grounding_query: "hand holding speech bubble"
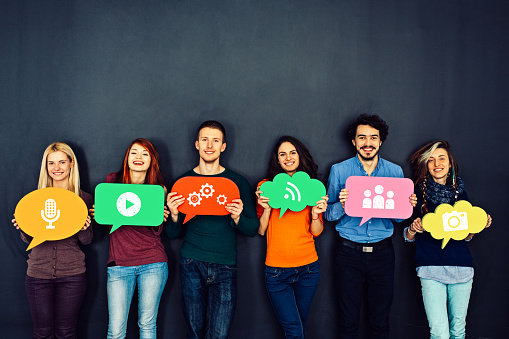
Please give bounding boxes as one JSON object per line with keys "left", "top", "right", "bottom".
{"left": 171, "top": 177, "right": 240, "bottom": 224}
{"left": 95, "top": 183, "right": 165, "bottom": 233}
{"left": 345, "top": 176, "right": 414, "bottom": 226}
{"left": 259, "top": 171, "right": 326, "bottom": 218}
{"left": 15, "top": 187, "right": 89, "bottom": 251}
{"left": 422, "top": 200, "right": 487, "bottom": 249}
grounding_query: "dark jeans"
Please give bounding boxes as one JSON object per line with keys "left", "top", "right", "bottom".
{"left": 180, "top": 257, "right": 237, "bottom": 339}
{"left": 25, "top": 273, "right": 87, "bottom": 339}
{"left": 265, "top": 261, "right": 320, "bottom": 339}
{"left": 335, "top": 240, "right": 395, "bottom": 339}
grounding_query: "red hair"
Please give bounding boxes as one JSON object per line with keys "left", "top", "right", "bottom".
{"left": 117, "top": 138, "right": 164, "bottom": 186}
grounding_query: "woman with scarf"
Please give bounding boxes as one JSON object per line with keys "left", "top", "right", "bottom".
{"left": 404, "top": 140, "right": 492, "bottom": 339}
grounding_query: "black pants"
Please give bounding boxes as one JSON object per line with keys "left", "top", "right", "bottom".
{"left": 335, "top": 240, "right": 395, "bottom": 339}
{"left": 25, "top": 273, "right": 86, "bottom": 339}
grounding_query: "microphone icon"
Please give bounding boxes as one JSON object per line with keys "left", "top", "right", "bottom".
{"left": 41, "top": 199, "right": 60, "bottom": 229}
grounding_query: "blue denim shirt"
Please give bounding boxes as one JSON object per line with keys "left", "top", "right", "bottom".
{"left": 325, "top": 156, "right": 404, "bottom": 243}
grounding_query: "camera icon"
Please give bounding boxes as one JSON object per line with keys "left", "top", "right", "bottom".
{"left": 442, "top": 211, "right": 468, "bottom": 232}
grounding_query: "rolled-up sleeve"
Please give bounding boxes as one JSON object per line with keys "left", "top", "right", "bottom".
{"left": 325, "top": 164, "right": 345, "bottom": 222}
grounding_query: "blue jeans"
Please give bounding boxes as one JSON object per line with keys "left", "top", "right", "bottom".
{"left": 420, "top": 278, "right": 473, "bottom": 339}
{"left": 107, "top": 262, "right": 168, "bottom": 339}
{"left": 25, "top": 273, "right": 86, "bottom": 339}
{"left": 335, "top": 240, "right": 395, "bottom": 339}
{"left": 180, "top": 257, "right": 237, "bottom": 339}
{"left": 265, "top": 261, "right": 320, "bottom": 339}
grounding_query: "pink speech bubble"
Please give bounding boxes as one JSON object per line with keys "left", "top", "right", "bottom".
{"left": 345, "top": 176, "right": 414, "bottom": 226}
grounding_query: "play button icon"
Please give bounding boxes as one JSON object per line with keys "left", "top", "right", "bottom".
{"left": 126, "top": 199, "right": 134, "bottom": 210}
{"left": 94, "top": 183, "right": 165, "bottom": 233}
{"left": 116, "top": 192, "right": 141, "bottom": 217}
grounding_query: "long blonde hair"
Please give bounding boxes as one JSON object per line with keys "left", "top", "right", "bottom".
{"left": 38, "top": 142, "right": 81, "bottom": 195}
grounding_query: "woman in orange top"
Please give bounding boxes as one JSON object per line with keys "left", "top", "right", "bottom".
{"left": 256, "top": 136, "right": 328, "bottom": 339}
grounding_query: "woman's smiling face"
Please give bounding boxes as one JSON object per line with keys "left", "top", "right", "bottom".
{"left": 128, "top": 143, "right": 151, "bottom": 173}
{"left": 47, "top": 151, "right": 73, "bottom": 184}
{"left": 278, "top": 142, "right": 300, "bottom": 176}
{"left": 427, "top": 148, "right": 451, "bottom": 184}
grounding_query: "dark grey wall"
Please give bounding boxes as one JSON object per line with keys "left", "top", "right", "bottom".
{"left": 1, "top": 1, "right": 508, "bottom": 338}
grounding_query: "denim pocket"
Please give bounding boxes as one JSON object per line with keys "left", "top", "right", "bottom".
{"left": 307, "top": 260, "right": 320, "bottom": 274}
{"left": 180, "top": 257, "right": 194, "bottom": 265}
{"left": 224, "top": 264, "right": 237, "bottom": 271}
{"left": 264, "top": 266, "right": 282, "bottom": 279}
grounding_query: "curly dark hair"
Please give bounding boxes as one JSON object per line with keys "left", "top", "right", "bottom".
{"left": 266, "top": 136, "right": 319, "bottom": 180}
{"left": 346, "top": 114, "right": 389, "bottom": 142}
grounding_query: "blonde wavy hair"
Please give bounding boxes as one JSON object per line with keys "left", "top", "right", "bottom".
{"left": 38, "top": 142, "right": 81, "bottom": 194}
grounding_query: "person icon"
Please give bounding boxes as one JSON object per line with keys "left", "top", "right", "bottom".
{"left": 386, "top": 191, "right": 395, "bottom": 209}
{"left": 363, "top": 190, "right": 372, "bottom": 208}
{"left": 373, "top": 185, "right": 385, "bottom": 209}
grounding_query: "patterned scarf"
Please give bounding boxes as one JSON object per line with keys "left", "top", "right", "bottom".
{"left": 422, "top": 175, "right": 465, "bottom": 205}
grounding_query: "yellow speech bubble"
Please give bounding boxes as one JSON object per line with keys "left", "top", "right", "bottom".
{"left": 15, "top": 187, "right": 89, "bottom": 251}
{"left": 422, "top": 200, "right": 487, "bottom": 249}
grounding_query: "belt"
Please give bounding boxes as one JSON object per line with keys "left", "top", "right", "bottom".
{"left": 338, "top": 236, "right": 392, "bottom": 253}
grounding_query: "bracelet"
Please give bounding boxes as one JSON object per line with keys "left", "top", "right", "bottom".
{"left": 312, "top": 216, "right": 320, "bottom": 221}
{"left": 408, "top": 228, "right": 416, "bottom": 236}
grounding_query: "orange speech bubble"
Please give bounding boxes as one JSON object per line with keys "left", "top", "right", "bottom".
{"left": 171, "top": 177, "right": 240, "bottom": 223}
{"left": 15, "top": 187, "right": 89, "bottom": 251}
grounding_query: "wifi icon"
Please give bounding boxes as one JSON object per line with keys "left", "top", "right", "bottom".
{"left": 283, "top": 182, "right": 301, "bottom": 202}
{"left": 259, "top": 171, "right": 326, "bottom": 218}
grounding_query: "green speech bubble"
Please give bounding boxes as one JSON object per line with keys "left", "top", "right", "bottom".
{"left": 259, "top": 171, "right": 326, "bottom": 218}
{"left": 94, "top": 183, "right": 165, "bottom": 233}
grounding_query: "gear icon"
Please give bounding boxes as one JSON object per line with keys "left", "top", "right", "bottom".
{"left": 200, "top": 183, "right": 215, "bottom": 198}
{"left": 187, "top": 192, "right": 202, "bottom": 207}
{"left": 217, "top": 194, "right": 227, "bottom": 205}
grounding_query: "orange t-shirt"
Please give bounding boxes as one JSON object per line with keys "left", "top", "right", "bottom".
{"left": 257, "top": 180, "right": 322, "bottom": 268}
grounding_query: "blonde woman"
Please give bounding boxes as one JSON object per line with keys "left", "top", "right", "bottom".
{"left": 13, "top": 142, "right": 92, "bottom": 339}
{"left": 404, "top": 140, "right": 492, "bottom": 339}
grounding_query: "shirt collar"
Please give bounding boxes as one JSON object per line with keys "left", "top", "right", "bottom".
{"left": 354, "top": 154, "right": 383, "bottom": 176}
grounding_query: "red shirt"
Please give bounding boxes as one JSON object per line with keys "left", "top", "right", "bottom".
{"left": 106, "top": 173, "right": 167, "bottom": 266}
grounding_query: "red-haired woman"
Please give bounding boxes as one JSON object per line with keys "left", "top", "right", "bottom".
{"left": 100, "top": 138, "right": 169, "bottom": 339}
